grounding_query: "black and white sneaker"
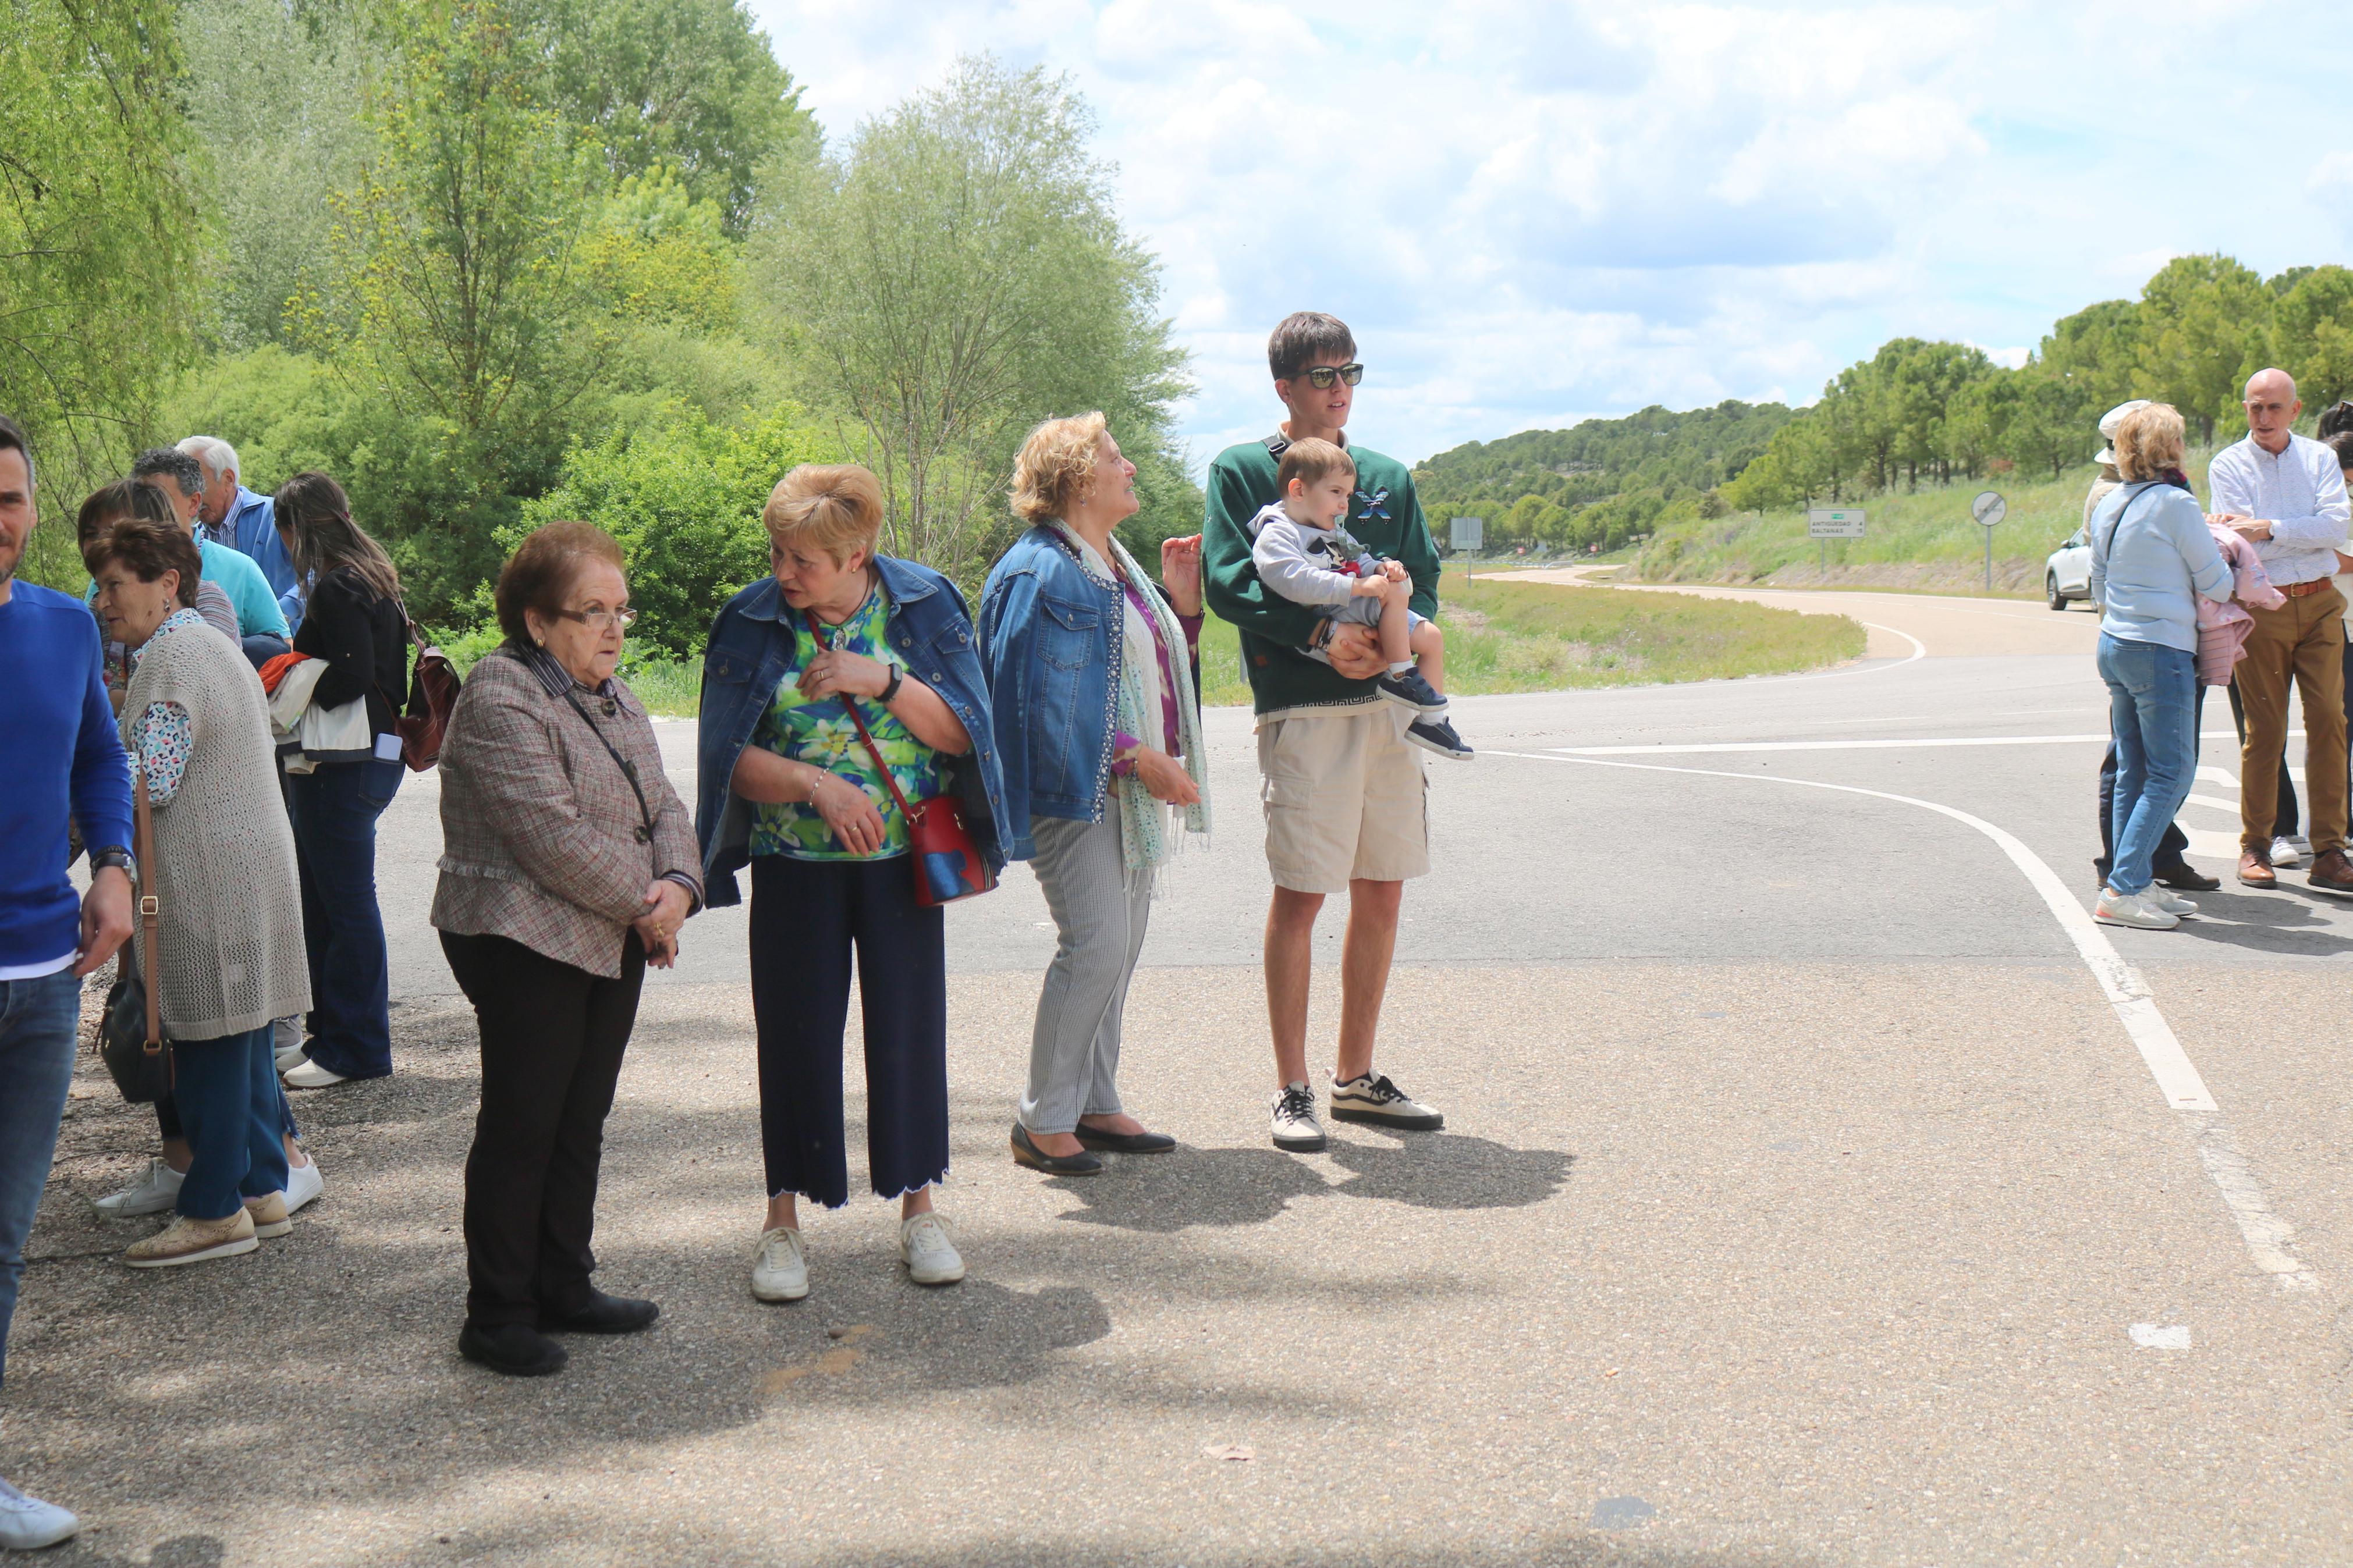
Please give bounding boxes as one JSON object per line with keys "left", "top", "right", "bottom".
{"left": 1376, "top": 668, "right": 1448, "bottom": 713}
{"left": 1405, "top": 715, "right": 1474, "bottom": 760}
{"left": 1329, "top": 1073, "right": 1445, "bottom": 1131}
{"left": 1269, "top": 1082, "right": 1328, "bottom": 1152}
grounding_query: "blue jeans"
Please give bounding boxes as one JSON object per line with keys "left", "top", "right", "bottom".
{"left": 286, "top": 758, "right": 399, "bottom": 1079}
{"left": 0, "top": 968, "right": 81, "bottom": 1391}
{"left": 2099, "top": 634, "right": 2198, "bottom": 897}
{"left": 171, "top": 1025, "right": 290, "bottom": 1221}
{"left": 242, "top": 633, "right": 290, "bottom": 671}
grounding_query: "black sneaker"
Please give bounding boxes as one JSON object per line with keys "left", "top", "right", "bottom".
{"left": 1269, "top": 1083, "right": 1328, "bottom": 1152}
{"left": 1375, "top": 669, "right": 1448, "bottom": 713}
{"left": 1329, "top": 1073, "right": 1444, "bottom": 1131}
{"left": 2153, "top": 862, "right": 2220, "bottom": 893}
{"left": 459, "top": 1321, "right": 568, "bottom": 1377}
{"left": 1405, "top": 715, "right": 1474, "bottom": 760}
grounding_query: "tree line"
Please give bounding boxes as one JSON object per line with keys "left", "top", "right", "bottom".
{"left": 1724, "top": 255, "right": 2352, "bottom": 512}
{"left": 4, "top": 0, "right": 1193, "bottom": 653}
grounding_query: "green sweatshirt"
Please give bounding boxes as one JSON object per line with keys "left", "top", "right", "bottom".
{"left": 1204, "top": 433, "right": 1440, "bottom": 717}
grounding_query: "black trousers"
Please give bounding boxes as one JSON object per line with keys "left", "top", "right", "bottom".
{"left": 750, "top": 855, "right": 947, "bottom": 1210}
{"left": 2098, "top": 684, "right": 2206, "bottom": 880}
{"left": 442, "top": 930, "right": 645, "bottom": 1329}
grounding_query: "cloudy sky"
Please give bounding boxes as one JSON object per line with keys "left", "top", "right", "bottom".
{"left": 743, "top": 0, "right": 2352, "bottom": 469}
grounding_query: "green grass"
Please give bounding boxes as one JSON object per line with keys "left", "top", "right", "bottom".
{"left": 1196, "top": 568, "right": 1861, "bottom": 706}
{"left": 1634, "top": 453, "right": 2224, "bottom": 595}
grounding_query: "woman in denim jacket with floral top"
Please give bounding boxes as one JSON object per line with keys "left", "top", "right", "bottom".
{"left": 978, "top": 413, "right": 1211, "bottom": 1179}
{"left": 695, "top": 465, "right": 1004, "bottom": 1304}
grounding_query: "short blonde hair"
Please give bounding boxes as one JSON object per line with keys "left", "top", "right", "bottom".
{"left": 764, "top": 464, "right": 883, "bottom": 566}
{"left": 1010, "top": 411, "right": 1109, "bottom": 524}
{"left": 2113, "top": 403, "right": 2186, "bottom": 482}
{"left": 1277, "top": 436, "right": 1354, "bottom": 493}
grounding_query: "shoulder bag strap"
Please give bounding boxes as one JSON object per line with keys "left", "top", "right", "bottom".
{"left": 133, "top": 772, "right": 161, "bottom": 1050}
{"left": 2101, "top": 483, "right": 2157, "bottom": 559}
{"left": 803, "top": 609, "right": 920, "bottom": 823}
{"left": 559, "top": 686, "right": 656, "bottom": 840}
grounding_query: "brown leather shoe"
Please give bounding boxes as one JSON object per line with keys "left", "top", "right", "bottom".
{"left": 2238, "top": 849, "right": 2279, "bottom": 888}
{"left": 2310, "top": 848, "right": 2353, "bottom": 897}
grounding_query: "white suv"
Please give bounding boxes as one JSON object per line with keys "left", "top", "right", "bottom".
{"left": 2045, "top": 530, "right": 2092, "bottom": 610}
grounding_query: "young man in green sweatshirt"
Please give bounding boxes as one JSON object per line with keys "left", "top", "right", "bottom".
{"left": 1202, "top": 312, "right": 1447, "bottom": 1152}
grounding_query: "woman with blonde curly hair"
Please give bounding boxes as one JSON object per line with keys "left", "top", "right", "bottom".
{"left": 978, "top": 414, "right": 1211, "bottom": 1177}
{"left": 695, "top": 464, "right": 1005, "bottom": 1302}
{"left": 2088, "top": 402, "right": 2234, "bottom": 930}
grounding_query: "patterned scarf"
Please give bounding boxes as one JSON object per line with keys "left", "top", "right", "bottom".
{"left": 1050, "top": 522, "right": 1211, "bottom": 879}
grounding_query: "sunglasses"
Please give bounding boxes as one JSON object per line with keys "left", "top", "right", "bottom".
{"left": 1296, "top": 362, "right": 1364, "bottom": 390}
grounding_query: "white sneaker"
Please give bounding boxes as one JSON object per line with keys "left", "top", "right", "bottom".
{"left": 272, "top": 1016, "right": 304, "bottom": 1071}
{"left": 2142, "top": 885, "right": 2199, "bottom": 916}
{"left": 275, "top": 1043, "right": 309, "bottom": 1073}
{"left": 2095, "top": 887, "right": 2180, "bottom": 930}
{"left": 750, "top": 1226, "right": 809, "bottom": 1302}
{"left": 900, "top": 1213, "right": 964, "bottom": 1286}
{"left": 2272, "top": 835, "right": 2306, "bottom": 868}
{"left": 0, "top": 1475, "right": 79, "bottom": 1551}
{"left": 94, "top": 1157, "right": 184, "bottom": 1218}
{"left": 282, "top": 1059, "right": 352, "bottom": 1090}
{"left": 1269, "top": 1083, "right": 1328, "bottom": 1153}
{"left": 285, "top": 1156, "right": 324, "bottom": 1215}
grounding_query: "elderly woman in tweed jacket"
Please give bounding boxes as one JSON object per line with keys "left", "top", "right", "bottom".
{"left": 431, "top": 521, "right": 700, "bottom": 1379}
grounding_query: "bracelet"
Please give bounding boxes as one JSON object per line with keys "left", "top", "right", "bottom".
{"left": 805, "top": 769, "right": 831, "bottom": 805}
{"left": 879, "top": 665, "right": 905, "bottom": 704}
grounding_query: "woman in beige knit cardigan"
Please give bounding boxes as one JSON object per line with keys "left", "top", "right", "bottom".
{"left": 86, "top": 516, "right": 310, "bottom": 1268}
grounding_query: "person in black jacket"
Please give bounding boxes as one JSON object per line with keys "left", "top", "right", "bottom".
{"left": 274, "top": 472, "right": 409, "bottom": 1089}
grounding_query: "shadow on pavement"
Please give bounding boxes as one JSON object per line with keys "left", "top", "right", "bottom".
{"left": 1327, "top": 1132, "right": 1574, "bottom": 1210}
{"left": 2164, "top": 889, "right": 2353, "bottom": 957}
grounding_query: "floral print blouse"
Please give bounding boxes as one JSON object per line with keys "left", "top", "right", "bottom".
{"left": 124, "top": 608, "right": 206, "bottom": 805}
{"left": 747, "top": 585, "right": 944, "bottom": 862}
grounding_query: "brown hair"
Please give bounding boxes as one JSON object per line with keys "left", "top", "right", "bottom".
{"left": 765, "top": 464, "right": 884, "bottom": 566}
{"left": 76, "top": 479, "right": 178, "bottom": 547}
{"left": 2113, "top": 403, "right": 2187, "bottom": 482}
{"left": 1009, "top": 413, "right": 1109, "bottom": 525}
{"left": 1268, "top": 312, "right": 1355, "bottom": 382}
{"left": 1277, "top": 436, "right": 1354, "bottom": 494}
{"left": 83, "top": 515, "right": 201, "bottom": 609}
{"left": 275, "top": 471, "right": 400, "bottom": 603}
{"left": 495, "top": 521, "right": 626, "bottom": 646}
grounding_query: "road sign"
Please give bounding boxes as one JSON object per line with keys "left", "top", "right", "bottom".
{"left": 1972, "top": 490, "right": 2007, "bottom": 592}
{"left": 1450, "top": 515, "right": 1484, "bottom": 550}
{"left": 1806, "top": 508, "right": 1866, "bottom": 539}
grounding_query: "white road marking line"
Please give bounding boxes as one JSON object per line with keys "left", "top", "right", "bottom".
{"left": 2182, "top": 793, "right": 2241, "bottom": 814}
{"left": 1492, "top": 749, "right": 2320, "bottom": 1293}
{"left": 2128, "top": 1323, "right": 2192, "bottom": 1349}
{"left": 1781, "top": 620, "right": 1926, "bottom": 681}
{"left": 2197, "top": 766, "right": 2241, "bottom": 788}
{"left": 1550, "top": 729, "right": 2299, "bottom": 757}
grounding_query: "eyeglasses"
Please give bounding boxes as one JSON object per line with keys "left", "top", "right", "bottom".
{"left": 1298, "top": 362, "right": 1364, "bottom": 390}
{"left": 553, "top": 606, "right": 636, "bottom": 632}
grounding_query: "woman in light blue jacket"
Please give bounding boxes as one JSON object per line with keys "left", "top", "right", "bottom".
{"left": 2087, "top": 402, "right": 2233, "bottom": 929}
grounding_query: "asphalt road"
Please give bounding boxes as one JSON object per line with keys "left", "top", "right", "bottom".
{"left": 15, "top": 584, "right": 2353, "bottom": 1566}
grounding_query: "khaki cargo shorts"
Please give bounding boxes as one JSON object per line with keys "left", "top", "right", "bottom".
{"left": 1256, "top": 706, "right": 1430, "bottom": 894}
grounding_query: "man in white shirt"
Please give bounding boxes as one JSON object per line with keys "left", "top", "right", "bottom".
{"left": 2210, "top": 367, "right": 2353, "bottom": 894}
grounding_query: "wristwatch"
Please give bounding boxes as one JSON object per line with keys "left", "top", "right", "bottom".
{"left": 879, "top": 665, "right": 905, "bottom": 704}
{"left": 89, "top": 846, "right": 134, "bottom": 877}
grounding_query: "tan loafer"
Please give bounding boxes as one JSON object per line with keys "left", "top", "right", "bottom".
{"left": 125, "top": 1208, "right": 257, "bottom": 1268}
{"left": 2237, "top": 849, "right": 2278, "bottom": 889}
{"left": 243, "top": 1192, "right": 292, "bottom": 1239}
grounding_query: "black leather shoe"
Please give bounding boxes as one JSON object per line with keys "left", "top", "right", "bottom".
{"left": 540, "top": 1290, "right": 659, "bottom": 1335}
{"left": 1073, "top": 1123, "right": 1177, "bottom": 1154}
{"left": 1010, "top": 1122, "right": 1104, "bottom": 1175}
{"left": 459, "top": 1321, "right": 567, "bottom": 1377}
{"left": 2154, "top": 863, "right": 2221, "bottom": 892}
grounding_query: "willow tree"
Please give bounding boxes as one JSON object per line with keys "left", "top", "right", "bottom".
{"left": 0, "top": 0, "right": 207, "bottom": 586}
{"left": 755, "top": 56, "right": 1188, "bottom": 586}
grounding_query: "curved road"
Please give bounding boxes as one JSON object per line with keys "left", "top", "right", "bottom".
{"left": 20, "top": 578, "right": 2352, "bottom": 1566}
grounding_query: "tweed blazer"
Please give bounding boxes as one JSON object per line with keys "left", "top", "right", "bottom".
{"left": 431, "top": 646, "right": 701, "bottom": 977}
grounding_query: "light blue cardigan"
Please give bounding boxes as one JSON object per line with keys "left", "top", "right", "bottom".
{"left": 2089, "top": 481, "right": 2233, "bottom": 654}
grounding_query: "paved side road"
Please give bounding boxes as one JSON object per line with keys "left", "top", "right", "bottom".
{"left": 12, "top": 585, "right": 2353, "bottom": 1566}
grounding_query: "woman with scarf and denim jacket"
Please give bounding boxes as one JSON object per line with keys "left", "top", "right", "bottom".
{"left": 979, "top": 414, "right": 1211, "bottom": 1179}
{"left": 696, "top": 465, "right": 1005, "bottom": 1304}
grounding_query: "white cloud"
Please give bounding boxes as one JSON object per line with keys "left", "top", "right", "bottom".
{"left": 746, "top": 0, "right": 2353, "bottom": 467}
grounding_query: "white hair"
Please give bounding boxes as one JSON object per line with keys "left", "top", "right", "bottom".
{"left": 176, "top": 434, "right": 240, "bottom": 483}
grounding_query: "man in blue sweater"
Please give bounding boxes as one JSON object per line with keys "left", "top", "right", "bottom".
{"left": 0, "top": 414, "right": 132, "bottom": 1551}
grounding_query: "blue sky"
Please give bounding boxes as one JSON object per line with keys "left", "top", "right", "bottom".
{"left": 744, "top": 1, "right": 2353, "bottom": 469}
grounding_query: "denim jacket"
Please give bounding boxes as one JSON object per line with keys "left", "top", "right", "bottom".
{"left": 694, "top": 558, "right": 1006, "bottom": 908}
{"left": 977, "top": 527, "right": 1137, "bottom": 862}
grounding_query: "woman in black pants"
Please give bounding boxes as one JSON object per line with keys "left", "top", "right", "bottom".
{"left": 431, "top": 522, "right": 700, "bottom": 1376}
